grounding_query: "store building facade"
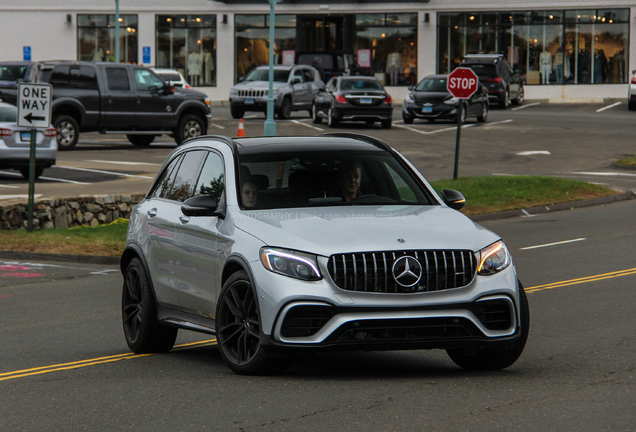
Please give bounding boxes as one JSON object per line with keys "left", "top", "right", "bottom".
{"left": 0, "top": 0, "right": 633, "bottom": 103}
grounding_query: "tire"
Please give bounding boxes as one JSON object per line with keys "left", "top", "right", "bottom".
{"left": 174, "top": 114, "right": 205, "bottom": 145}
{"left": 277, "top": 98, "right": 292, "bottom": 120}
{"left": 312, "top": 104, "right": 322, "bottom": 124}
{"left": 446, "top": 279, "right": 530, "bottom": 371}
{"left": 513, "top": 86, "right": 525, "bottom": 106}
{"left": 122, "top": 257, "right": 177, "bottom": 353}
{"left": 477, "top": 102, "right": 488, "bottom": 123}
{"left": 381, "top": 119, "right": 392, "bottom": 129}
{"left": 328, "top": 108, "right": 339, "bottom": 128}
{"left": 216, "top": 270, "right": 292, "bottom": 375}
{"left": 230, "top": 106, "right": 245, "bottom": 119}
{"left": 628, "top": 100, "right": 636, "bottom": 111}
{"left": 498, "top": 89, "right": 509, "bottom": 109}
{"left": 126, "top": 134, "right": 155, "bottom": 147}
{"left": 53, "top": 115, "right": 79, "bottom": 151}
{"left": 19, "top": 166, "right": 44, "bottom": 180}
{"left": 403, "top": 114, "right": 414, "bottom": 125}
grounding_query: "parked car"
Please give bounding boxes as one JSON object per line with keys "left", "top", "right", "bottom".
{"left": 29, "top": 61, "right": 211, "bottom": 150}
{"left": 628, "top": 69, "right": 636, "bottom": 110}
{"left": 296, "top": 51, "right": 358, "bottom": 82}
{"left": 0, "top": 101, "right": 56, "bottom": 179}
{"left": 312, "top": 76, "right": 393, "bottom": 128}
{"left": 402, "top": 74, "right": 489, "bottom": 124}
{"left": 121, "top": 132, "right": 530, "bottom": 375}
{"left": 0, "top": 61, "right": 38, "bottom": 89}
{"left": 150, "top": 67, "right": 192, "bottom": 89}
{"left": 229, "top": 65, "right": 323, "bottom": 119}
{"left": 461, "top": 54, "right": 524, "bottom": 109}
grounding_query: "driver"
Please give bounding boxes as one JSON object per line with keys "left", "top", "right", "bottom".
{"left": 338, "top": 162, "right": 362, "bottom": 202}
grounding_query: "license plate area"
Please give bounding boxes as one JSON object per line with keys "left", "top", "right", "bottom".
{"left": 21, "top": 132, "right": 31, "bottom": 141}
{"left": 359, "top": 98, "right": 372, "bottom": 104}
{"left": 422, "top": 107, "right": 433, "bottom": 113}
{"left": 245, "top": 98, "right": 254, "bottom": 104}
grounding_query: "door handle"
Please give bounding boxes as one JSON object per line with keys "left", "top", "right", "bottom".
{"left": 179, "top": 216, "right": 190, "bottom": 224}
{"left": 147, "top": 208, "right": 157, "bottom": 217}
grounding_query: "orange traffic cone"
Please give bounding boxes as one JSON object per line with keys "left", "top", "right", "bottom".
{"left": 237, "top": 118, "right": 245, "bottom": 137}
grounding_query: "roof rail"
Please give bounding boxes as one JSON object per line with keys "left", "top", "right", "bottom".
{"left": 319, "top": 132, "right": 392, "bottom": 152}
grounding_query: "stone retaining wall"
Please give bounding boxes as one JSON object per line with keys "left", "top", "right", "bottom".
{"left": 0, "top": 194, "right": 145, "bottom": 230}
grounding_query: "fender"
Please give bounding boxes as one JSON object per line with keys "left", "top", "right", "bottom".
{"left": 51, "top": 97, "right": 100, "bottom": 129}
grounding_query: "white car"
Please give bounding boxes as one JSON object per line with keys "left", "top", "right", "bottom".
{"left": 629, "top": 69, "right": 636, "bottom": 110}
{"left": 0, "top": 101, "right": 56, "bottom": 179}
{"left": 151, "top": 68, "right": 192, "bottom": 89}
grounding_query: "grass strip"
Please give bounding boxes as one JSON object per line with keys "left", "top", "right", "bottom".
{"left": 616, "top": 155, "right": 636, "bottom": 167}
{"left": 0, "top": 177, "right": 619, "bottom": 256}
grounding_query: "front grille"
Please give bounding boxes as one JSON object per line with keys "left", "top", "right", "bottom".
{"left": 471, "top": 300, "right": 512, "bottom": 330}
{"left": 335, "top": 317, "right": 480, "bottom": 342}
{"left": 280, "top": 306, "right": 334, "bottom": 337}
{"left": 328, "top": 250, "right": 477, "bottom": 294}
{"left": 237, "top": 89, "right": 267, "bottom": 98}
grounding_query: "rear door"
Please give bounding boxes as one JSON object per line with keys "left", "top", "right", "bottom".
{"left": 132, "top": 68, "right": 177, "bottom": 129}
{"left": 69, "top": 65, "right": 100, "bottom": 126}
{"left": 102, "top": 66, "right": 135, "bottom": 129}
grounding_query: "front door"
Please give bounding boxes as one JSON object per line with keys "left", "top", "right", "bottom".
{"left": 133, "top": 68, "right": 177, "bottom": 130}
{"left": 102, "top": 66, "right": 136, "bottom": 129}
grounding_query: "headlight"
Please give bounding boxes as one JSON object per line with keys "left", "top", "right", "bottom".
{"left": 405, "top": 94, "right": 414, "bottom": 104}
{"left": 260, "top": 247, "right": 322, "bottom": 281}
{"left": 477, "top": 240, "right": 511, "bottom": 276}
{"left": 444, "top": 97, "right": 459, "bottom": 105}
{"left": 272, "top": 89, "right": 279, "bottom": 96}
{"left": 230, "top": 89, "right": 238, "bottom": 95}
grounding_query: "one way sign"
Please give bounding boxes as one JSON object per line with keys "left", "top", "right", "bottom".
{"left": 17, "top": 83, "right": 52, "bottom": 128}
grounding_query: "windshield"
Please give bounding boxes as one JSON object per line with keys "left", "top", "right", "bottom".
{"left": 156, "top": 72, "right": 181, "bottom": 82}
{"left": 0, "top": 106, "right": 17, "bottom": 122}
{"left": 340, "top": 80, "right": 383, "bottom": 91}
{"left": 237, "top": 149, "right": 433, "bottom": 210}
{"left": 465, "top": 64, "right": 497, "bottom": 78}
{"left": 245, "top": 69, "right": 290, "bottom": 83}
{"left": 0, "top": 65, "right": 28, "bottom": 82}
{"left": 415, "top": 78, "right": 448, "bottom": 92}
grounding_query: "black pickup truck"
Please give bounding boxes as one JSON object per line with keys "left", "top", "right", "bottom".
{"left": 0, "top": 61, "right": 212, "bottom": 150}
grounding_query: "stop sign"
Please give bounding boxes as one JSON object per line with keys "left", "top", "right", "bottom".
{"left": 447, "top": 67, "right": 479, "bottom": 99}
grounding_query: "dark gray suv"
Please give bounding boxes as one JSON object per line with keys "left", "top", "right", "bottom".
{"left": 461, "top": 54, "right": 524, "bottom": 109}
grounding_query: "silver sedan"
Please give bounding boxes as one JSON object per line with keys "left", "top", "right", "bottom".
{"left": 0, "top": 101, "right": 57, "bottom": 179}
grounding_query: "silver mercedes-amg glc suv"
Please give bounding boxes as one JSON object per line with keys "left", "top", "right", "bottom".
{"left": 121, "top": 133, "right": 529, "bottom": 375}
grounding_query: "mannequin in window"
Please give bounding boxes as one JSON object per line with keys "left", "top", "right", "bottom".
{"left": 539, "top": 49, "right": 552, "bottom": 84}
{"left": 203, "top": 49, "right": 213, "bottom": 85}
{"left": 386, "top": 52, "right": 402, "bottom": 86}
{"left": 93, "top": 47, "right": 104, "bottom": 62}
{"left": 553, "top": 48, "right": 563, "bottom": 83}
{"left": 188, "top": 50, "right": 201, "bottom": 86}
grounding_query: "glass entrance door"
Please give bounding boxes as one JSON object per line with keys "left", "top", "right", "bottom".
{"left": 298, "top": 16, "right": 348, "bottom": 52}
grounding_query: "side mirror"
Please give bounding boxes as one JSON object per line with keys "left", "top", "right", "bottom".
{"left": 181, "top": 195, "right": 218, "bottom": 217}
{"left": 293, "top": 77, "right": 302, "bottom": 85}
{"left": 148, "top": 85, "right": 160, "bottom": 94}
{"left": 164, "top": 84, "right": 174, "bottom": 95}
{"left": 319, "top": 85, "right": 326, "bottom": 92}
{"left": 238, "top": 76, "right": 245, "bottom": 82}
{"left": 441, "top": 189, "right": 466, "bottom": 211}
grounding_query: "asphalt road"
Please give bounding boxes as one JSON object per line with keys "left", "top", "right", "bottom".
{"left": 1, "top": 198, "right": 634, "bottom": 431}
{"left": 1, "top": 100, "right": 635, "bottom": 203}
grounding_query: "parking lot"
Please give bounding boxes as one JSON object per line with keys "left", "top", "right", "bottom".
{"left": 1, "top": 100, "right": 635, "bottom": 202}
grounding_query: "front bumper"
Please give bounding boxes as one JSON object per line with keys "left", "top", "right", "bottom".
{"left": 0, "top": 142, "right": 56, "bottom": 169}
{"left": 403, "top": 103, "right": 459, "bottom": 120}
{"left": 230, "top": 95, "right": 282, "bottom": 112}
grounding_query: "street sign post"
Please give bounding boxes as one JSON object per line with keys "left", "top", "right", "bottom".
{"left": 17, "top": 83, "right": 53, "bottom": 232}
{"left": 447, "top": 67, "right": 479, "bottom": 180}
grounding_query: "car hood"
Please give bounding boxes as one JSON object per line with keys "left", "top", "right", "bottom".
{"left": 173, "top": 87, "right": 208, "bottom": 99}
{"left": 412, "top": 91, "right": 452, "bottom": 104}
{"left": 233, "top": 205, "right": 499, "bottom": 256}
{"left": 234, "top": 81, "right": 287, "bottom": 90}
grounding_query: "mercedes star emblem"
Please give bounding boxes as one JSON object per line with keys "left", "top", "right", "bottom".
{"left": 392, "top": 256, "right": 423, "bottom": 288}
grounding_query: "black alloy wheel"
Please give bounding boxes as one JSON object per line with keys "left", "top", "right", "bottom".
{"left": 513, "top": 86, "right": 524, "bottom": 106}
{"left": 446, "top": 279, "right": 530, "bottom": 371}
{"left": 477, "top": 102, "right": 488, "bottom": 123}
{"left": 126, "top": 134, "right": 156, "bottom": 147}
{"left": 312, "top": 104, "right": 322, "bottom": 124}
{"left": 216, "top": 271, "right": 292, "bottom": 375}
{"left": 499, "top": 89, "right": 509, "bottom": 109}
{"left": 53, "top": 115, "right": 79, "bottom": 150}
{"left": 122, "top": 258, "right": 177, "bottom": 353}
{"left": 277, "top": 98, "right": 292, "bottom": 119}
{"left": 327, "top": 108, "right": 339, "bottom": 128}
{"left": 174, "top": 114, "right": 205, "bottom": 145}
{"left": 381, "top": 119, "right": 392, "bottom": 129}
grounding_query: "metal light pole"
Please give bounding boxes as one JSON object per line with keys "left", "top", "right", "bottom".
{"left": 264, "top": 0, "right": 282, "bottom": 136}
{"left": 115, "top": 0, "right": 120, "bottom": 63}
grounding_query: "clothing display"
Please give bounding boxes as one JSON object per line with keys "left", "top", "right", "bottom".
{"left": 188, "top": 51, "right": 201, "bottom": 86}
{"left": 553, "top": 49, "right": 564, "bottom": 83}
{"left": 385, "top": 52, "right": 402, "bottom": 86}
{"left": 539, "top": 50, "right": 552, "bottom": 84}
{"left": 203, "top": 51, "right": 213, "bottom": 84}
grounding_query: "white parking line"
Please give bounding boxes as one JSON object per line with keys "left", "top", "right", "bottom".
{"left": 487, "top": 119, "right": 514, "bottom": 126}
{"left": 0, "top": 184, "right": 20, "bottom": 189}
{"left": 596, "top": 102, "right": 622, "bottom": 112}
{"left": 209, "top": 123, "right": 226, "bottom": 129}
{"left": 393, "top": 123, "right": 475, "bottom": 135}
{"left": 520, "top": 238, "right": 586, "bottom": 250}
{"left": 55, "top": 166, "right": 155, "bottom": 179}
{"left": 512, "top": 102, "right": 540, "bottom": 111}
{"left": 291, "top": 120, "right": 324, "bottom": 131}
{"left": 516, "top": 151, "right": 551, "bottom": 156}
{"left": 570, "top": 171, "right": 636, "bottom": 178}
{"left": 85, "top": 160, "right": 162, "bottom": 166}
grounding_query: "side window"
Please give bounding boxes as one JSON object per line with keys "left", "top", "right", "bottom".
{"left": 302, "top": 69, "right": 315, "bottom": 83}
{"left": 134, "top": 69, "right": 164, "bottom": 91}
{"left": 149, "top": 154, "right": 183, "bottom": 199}
{"left": 194, "top": 152, "right": 225, "bottom": 201}
{"left": 166, "top": 150, "right": 205, "bottom": 202}
{"left": 70, "top": 66, "right": 98, "bottom": 89}
{"left": 385, "top": 163, "right": 416, "bottom": 202}
{"left": 106, "top": 67, "right": 130, "bottom": 91}
{"left": 49, "top": 65, "right": 70, "bottom": 87}
{"left": 292, "top": 69, "right": 304, "bottom": 84}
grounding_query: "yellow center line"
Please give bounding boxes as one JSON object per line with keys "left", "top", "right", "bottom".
{"left": 0, "top": 339, "right": 216, "bottom": 382}
{"left": 526, "top": 268, "right": 636, "bottom": 293}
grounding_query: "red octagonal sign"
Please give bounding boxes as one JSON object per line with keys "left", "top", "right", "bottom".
{"left": 447, "top": 67, "right": 479, "bottom": 99}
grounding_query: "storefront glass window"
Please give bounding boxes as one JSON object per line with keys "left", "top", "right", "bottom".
{"left": 235, "top": 15, "right": 296, "bottom": 82}
{"left": 156, "top": 15, "right": 217, "bottom": 87}
{"left": 354, "top": 13, "right": 418, "bottom": 86}
{"left": 77, "top": 14, "right": 138, "bottom": 63}
{"left": 437, "top": 9, "right": 629, "bottom": 85}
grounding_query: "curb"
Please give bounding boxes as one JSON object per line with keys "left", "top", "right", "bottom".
{"left": 469, "top": 190, "right": 636, "bottom": 222}
{"left": 1, "top": 191, "right": 634, "bottom": 264}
